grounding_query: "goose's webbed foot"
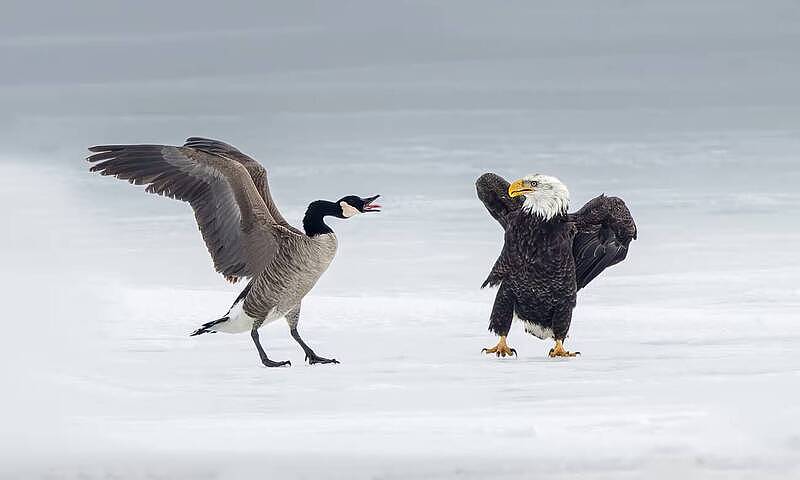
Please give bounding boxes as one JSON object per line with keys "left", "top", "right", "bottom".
{"left": 252, "top": 328, "right": 291, "bottom": 368}
{"left": 305, "top": 352, "right": 340, "bottom": 365}
{"left": 291, "top": 328, "right": 340, "bottom": 366}
{"left": 261, "top": 358, "right": 292, "bottom": 368}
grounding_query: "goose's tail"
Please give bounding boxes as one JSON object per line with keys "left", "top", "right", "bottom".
{"left": 189, "top": 317, "right": 229, "bottom": 336}
{"left": 190, "top": 280, "right": 256, "bottom": 336}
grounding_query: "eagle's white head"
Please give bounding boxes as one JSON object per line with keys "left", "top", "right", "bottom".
{"left": 508, "top": 174, "right": 570, "bottom": 221}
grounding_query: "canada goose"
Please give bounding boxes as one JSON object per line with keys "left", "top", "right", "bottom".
{"left": 87, "top": 137, "right": 381, "bottom": 367}
{"left": 476, "top": 173, "right": 636, "bottom": 358}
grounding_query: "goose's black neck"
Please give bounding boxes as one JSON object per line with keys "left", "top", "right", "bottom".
{"left": 303, "top": 200, "right": 340, "bottom": 237}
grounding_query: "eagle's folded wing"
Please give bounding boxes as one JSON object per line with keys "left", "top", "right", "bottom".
{"left": 569, "top": 195, "right": 637, "bottom": 290}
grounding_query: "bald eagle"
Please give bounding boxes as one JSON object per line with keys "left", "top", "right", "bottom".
{"left": 476, "top": 173, "right": 637, "bottom": 357}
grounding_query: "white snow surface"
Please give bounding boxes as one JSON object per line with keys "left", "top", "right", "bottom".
{"left": 2, "top": 132, "right": 799, "bottom": 479}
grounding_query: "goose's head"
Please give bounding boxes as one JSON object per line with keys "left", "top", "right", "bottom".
{"left": 508, "top": 174, "right": 569, "bottom": 221}
{"left": 336, "top": 194, "right": 382, "bottom": 218}
{"left": 303, "top": 194, "right": 381, "bottom": 236}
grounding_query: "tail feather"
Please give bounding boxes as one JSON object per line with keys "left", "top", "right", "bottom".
{"left": 190, "top": 281, "right": 254, "bottom": 336}
{"left": 190, "top": 317, "right": 229, "bottom": 336}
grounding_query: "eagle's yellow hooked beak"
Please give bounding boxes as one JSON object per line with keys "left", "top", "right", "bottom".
{"left": 508, "top": 179, "right": 533, "bottom": 198}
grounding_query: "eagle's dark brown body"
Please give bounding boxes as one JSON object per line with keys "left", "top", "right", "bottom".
{"left": 487, "top": 211, "right": 578, "bottom": 340}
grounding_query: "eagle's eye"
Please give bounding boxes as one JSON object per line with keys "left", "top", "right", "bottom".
{"left": 530, "top": 180, "right": 539, "bottom": 187}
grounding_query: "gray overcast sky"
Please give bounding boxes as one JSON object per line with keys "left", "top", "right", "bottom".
{"left": 2, "top": 0, "right": 799, "bottom": 156}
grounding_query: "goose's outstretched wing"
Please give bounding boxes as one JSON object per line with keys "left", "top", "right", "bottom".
{"left": 476, "top": 172, "right": 524, "bottom": 229}
{"left": 569, "top": 195, "right": 637, "bottom": 290}
{"left": 183, "top": 137, "right": 302, "bottom": 235}
{"left": 87, "top": 144, "right": 299, "bottom": 280}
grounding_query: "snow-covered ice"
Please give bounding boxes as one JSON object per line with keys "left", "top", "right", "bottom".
{"left": 2, "top": 131, "right": 799, "bottom": 479}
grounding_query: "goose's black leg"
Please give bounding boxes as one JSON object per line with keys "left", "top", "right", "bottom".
{"left": 286, "top": 304, "right": 339, "bottom": 365}
{"left": 251, "top": 328, "right": 291, "bottom": 367}
{"left": 290, "top": 328, "right": 339, "bottom": 365}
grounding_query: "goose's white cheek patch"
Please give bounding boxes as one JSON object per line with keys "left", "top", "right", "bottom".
{"left": 340, "top": 202, "right": 360, "bottom": 218}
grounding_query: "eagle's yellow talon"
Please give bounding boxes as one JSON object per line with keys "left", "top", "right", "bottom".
{"left": 548, "top": 339, "right": 579, "bottom": 358}
{"left": 482, "top": 336, "right": 517, "bottom": 358}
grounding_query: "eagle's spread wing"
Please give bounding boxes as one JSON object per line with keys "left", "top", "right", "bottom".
{"left": 569, "top": 195, "right": 637, "bottom": 290}
{"left": 183, "top": 137, "right": 302, "bottom": 235}
{"left": 476, "top": 172, "right": 524, "bottom": 230}
{"left": 87, "top": 144, "right": 299, "bottom": 281}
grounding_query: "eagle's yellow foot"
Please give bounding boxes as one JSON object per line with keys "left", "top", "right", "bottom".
{"left": 548, "top": 339, "right": 580, "bottom": 358}
{"left": 482, "top": 336, "right": 517, "bottom": 357}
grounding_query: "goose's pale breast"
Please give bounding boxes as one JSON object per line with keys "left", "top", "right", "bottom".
{"left": 244, "top": 233, "right": 338, "bottom": 319}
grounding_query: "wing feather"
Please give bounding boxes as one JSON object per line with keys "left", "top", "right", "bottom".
{"left": 87, "top": 144, "right": 294, "bottom": 280}
{"left": 184, "top": 137, "right": 302, "bottom": 235}
{"left": 569, "top": 195, "right": 637, "bottom": 290}
{"left": 476, "top": 172, "right": 524, "bottom": 230}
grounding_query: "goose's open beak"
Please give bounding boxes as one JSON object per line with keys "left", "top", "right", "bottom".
{"left": 508, "top": 179, "right": 533, "bottom": 198}
{"left": 362, "top": 194, "right": 381, "bottom": 212}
